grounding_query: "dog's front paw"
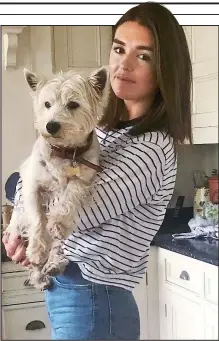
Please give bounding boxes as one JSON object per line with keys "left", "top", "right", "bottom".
{"left": 39, "top": 276, "right": 53, "bottom": 291}
{"left": 26, "top": 245, "right": 48, "bottom": 266}
{"left": 42, "top": 256, "right": 69, "bottom": 277}
{"left": 27, "top": 266, "right": 52, "bottom": 290}
{"left": 32, "top": 275, "right": 52, "bottom": 291}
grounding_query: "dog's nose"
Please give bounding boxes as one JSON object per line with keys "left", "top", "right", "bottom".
{"left": 46, "top": 121, "right": 60, "bottom": 135}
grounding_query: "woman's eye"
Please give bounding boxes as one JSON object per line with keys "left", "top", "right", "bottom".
{"left": 138, "top": 54, "right": 151, "bottom": 62}
{"left": 66, "top": 101, "right": 80, "bottom": 110}
{"left": 113, "top": 46, "right": 124, "bottom": 54}
{"left": 45, "top": 102, "right": 51, "bottom": 109}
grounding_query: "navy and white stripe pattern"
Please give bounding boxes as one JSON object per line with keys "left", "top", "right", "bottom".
{"left": 63, "top": 127, "right": 177, "bottom": 290}
{"left": 13, "top": 125, "right": 177, "bottom": 291}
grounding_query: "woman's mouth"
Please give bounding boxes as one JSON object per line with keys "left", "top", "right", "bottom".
{"left": 116, "top": 75, "right": 136, "bottom": 83}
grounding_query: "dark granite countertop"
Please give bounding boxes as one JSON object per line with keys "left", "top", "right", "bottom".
{"left": 150, "top": 207, "right": 218, "bottom": 266}
{"left": 151, "top": 233, "right": 218, "bottom": 266}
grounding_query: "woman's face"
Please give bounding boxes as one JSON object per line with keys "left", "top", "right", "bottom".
{"left": 109, "top": 21, "right": 158, "bottom": 102}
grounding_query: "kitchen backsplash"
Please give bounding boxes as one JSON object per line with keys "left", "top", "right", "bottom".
{"left": 169, "top": 143, "right": 218, "bottom": 208}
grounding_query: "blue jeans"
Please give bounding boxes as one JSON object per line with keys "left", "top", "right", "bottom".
{"left": 44, "top": 262, "right": 140, "bottom": 340}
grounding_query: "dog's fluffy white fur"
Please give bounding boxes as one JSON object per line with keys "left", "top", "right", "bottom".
{"left": 6, "top": 66, "right": 109, "bottom": 289}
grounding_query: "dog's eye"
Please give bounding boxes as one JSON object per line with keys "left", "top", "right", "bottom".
{"left": 45, "top": 102, "right": 51, "bottom": 109}
{"left": 66, "top": 101, "right": 79, "bottom": 110}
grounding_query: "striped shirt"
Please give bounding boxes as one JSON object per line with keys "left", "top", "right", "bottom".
{"left": 14, "top": 120, "right": 177, "bottom": 291}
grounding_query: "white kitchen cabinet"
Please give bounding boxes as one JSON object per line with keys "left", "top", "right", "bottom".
{"left": 133, "top": 246, "right": 159, "bottom": 340}
{"left": 52, "top": 26, "right": 112, "bottom": 76}
{"left": 133, "top": 271, "right": 149, "bottom": 340}
{"left": 1, "top": 261, "right": 51, "bottom": 340}
{"left": 2, "top": 302, "right": 51, "bottom": 340}
{"left": 158, "top": 247, "right": 218, "bottom": 340}
{"left": 145, "top": 246, "right": 160, "bottom": 340}
{"left": 171, "top": 293, "right": 204, "bottom": 340}
{"left": 183, "top": 26, "right": 218, "bottom": 144}
{"left": 160, "top": 288, "right": 204, "bottom": 340}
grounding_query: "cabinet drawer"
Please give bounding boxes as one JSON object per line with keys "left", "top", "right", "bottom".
{"left": 163, "top": 251, "right": 204, "bottom": 295}
{"left": 2, "top": 271, "right": 32, "bottom": 292}
{"left": 204, "top": 266, "right": 218, "bottom": 304}
{"left": 2, "top": 261, "right": 25, "bottom": 274}
{"left": 2, "top": 271, "right": 44, "bottom": 305}
{"left": 2, "top": 302, "right": 51, "bottom": 340}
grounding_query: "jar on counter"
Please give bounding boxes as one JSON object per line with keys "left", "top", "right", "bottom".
{"left": 193, "top": 187, "right": 210, "bottom": 218}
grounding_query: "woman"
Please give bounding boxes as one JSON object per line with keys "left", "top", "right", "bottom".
{"left": 3, "top": 2, "right": 192, "bottom": 340}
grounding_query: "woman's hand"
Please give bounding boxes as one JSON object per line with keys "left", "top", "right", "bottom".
{"left": 2, "top": 232, "right": 30, "bottom": 266}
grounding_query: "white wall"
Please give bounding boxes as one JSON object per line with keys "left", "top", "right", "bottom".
{"left": 2, "top": 26, "right": 54, "bottom": 203}
{"left": 169, "top": 143, "right": 218, "bottom": 208}
{"left": 2, "top": 27, "right": 34, "bottom": 203}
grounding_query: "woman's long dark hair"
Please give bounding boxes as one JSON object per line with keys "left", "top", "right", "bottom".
{"left": 99, "top": 1, "right": 193, "bottom": 145}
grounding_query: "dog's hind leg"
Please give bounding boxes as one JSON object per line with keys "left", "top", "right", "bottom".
{"left": 42, "top": 179, "right": 90, "bottom": 276}
{"left": 41, "top": 221, "right": 69, "bottom": 277}
{"left": 26, "top": 264, "right": 52, "bottom": 291}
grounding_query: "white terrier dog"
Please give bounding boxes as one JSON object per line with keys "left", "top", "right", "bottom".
{"left": 6, "top": 66, "right": 109, "bottom": 290}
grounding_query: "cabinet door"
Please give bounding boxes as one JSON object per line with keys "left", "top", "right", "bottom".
{"left": 146, "top": 246, "right": 160, "bottom": 340}
{"left": 160, "top": 289, "right": 204, "bottom": 340}
{"left": 53, "top": 26, "right": 112, "bottom": 76}
{"left": 204, "top": 302, "right": 218, "bottom": 340}
{"left": 191, "top": 26, "right": 218, "bottom": 144}
{"left": 132, "top": 272, "right": 149, "bottom": 340}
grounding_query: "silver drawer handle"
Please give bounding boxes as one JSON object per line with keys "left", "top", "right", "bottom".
{"left": 179, "top": 270, "right": 190, "bottom": 281}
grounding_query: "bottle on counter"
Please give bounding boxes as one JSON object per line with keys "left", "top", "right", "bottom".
{"left": 208, "top": 169, "right": 219, "bottom": 204}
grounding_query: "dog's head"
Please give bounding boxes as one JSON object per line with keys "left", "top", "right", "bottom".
{"left": 24, "top": 67, "right": 109, "bottom": 147}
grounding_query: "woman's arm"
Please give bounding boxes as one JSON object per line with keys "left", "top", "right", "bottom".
{"left": 75, "top": 140, "right": 167, "bottom": 230}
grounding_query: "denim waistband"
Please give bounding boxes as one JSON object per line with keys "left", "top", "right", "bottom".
{"left": 56, "top": 261, "right": 92, "bottom": 285}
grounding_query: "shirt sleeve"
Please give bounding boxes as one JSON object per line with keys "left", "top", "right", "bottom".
{"left": 76, "top": 140, "right": 166, "bottom": 231}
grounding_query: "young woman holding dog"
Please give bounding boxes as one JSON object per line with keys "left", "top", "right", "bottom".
{"left": 3, "top": 2, "right": 192, "bottom": 340}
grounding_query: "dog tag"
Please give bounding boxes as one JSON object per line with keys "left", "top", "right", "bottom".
{"left": 65, "top": 166, "right": 80, "bottom": 178}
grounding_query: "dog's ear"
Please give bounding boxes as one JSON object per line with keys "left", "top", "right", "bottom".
{"left": 24, "top": 68, "right": 39, "bottom": 91}
{"left": 88, "top": 66, "right": 108, "bottom": 93}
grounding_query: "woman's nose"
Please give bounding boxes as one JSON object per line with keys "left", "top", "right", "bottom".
{"left": 120, "top": 55, "right": 134, "bottom": 71}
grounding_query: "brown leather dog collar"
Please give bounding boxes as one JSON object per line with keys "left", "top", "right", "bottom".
{"left": 50, "top": 131, "right": 103, "bottom": 172}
